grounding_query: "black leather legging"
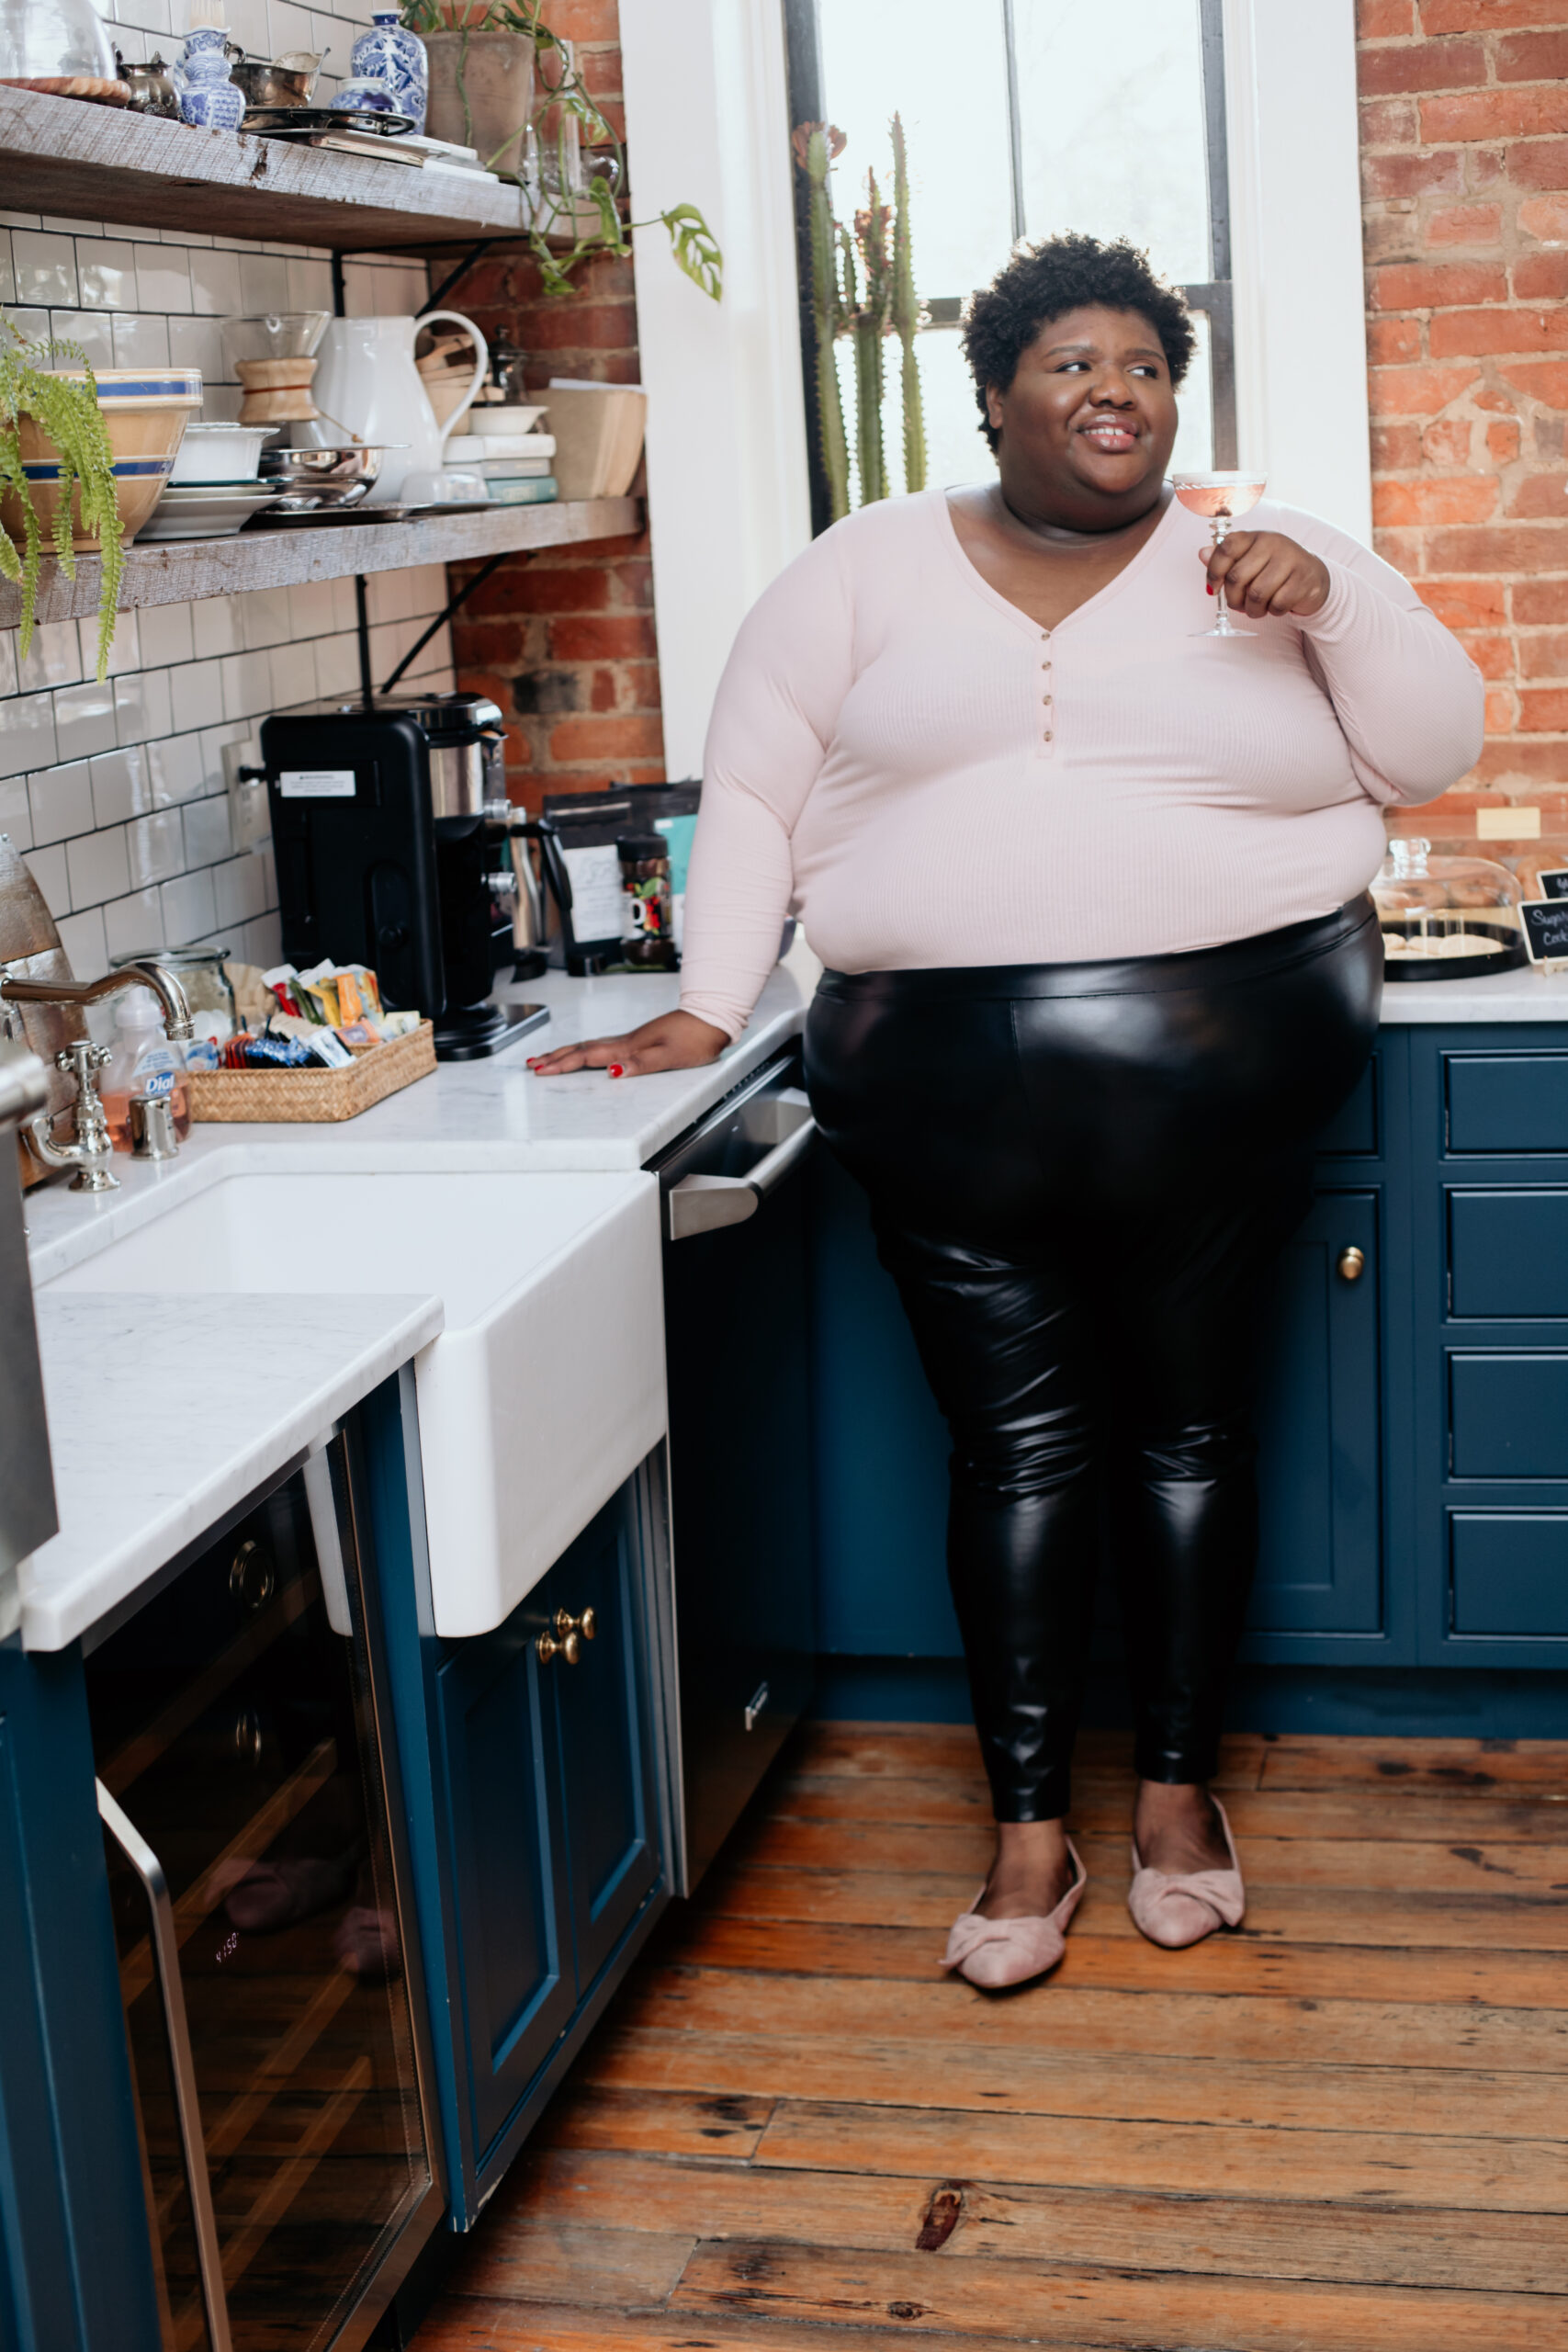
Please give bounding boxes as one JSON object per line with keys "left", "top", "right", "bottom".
{"left": 805, "top": 899, "right": 1382, "bottom": 1821}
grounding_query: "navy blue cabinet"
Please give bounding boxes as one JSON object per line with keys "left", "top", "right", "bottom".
{"left": 363, "top": 1374, "right": 671, "bottom": 2232}
{"left": 809, "top": 1057, "right": 1400, "bottom": 1668}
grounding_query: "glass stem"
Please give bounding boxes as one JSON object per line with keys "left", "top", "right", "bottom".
{"left": 1213, "top": 519, "right": 1229, "bottom": 629}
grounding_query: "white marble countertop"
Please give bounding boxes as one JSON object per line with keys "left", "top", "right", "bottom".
{"left": 23, "top": 964, "right": 807, "bottom": 1284}
{"left": 1376, "top": 961, "right": 1568, "bottom": 1022}
{"left": 18, "top": 1289, "right": 443, "bottom": 1652}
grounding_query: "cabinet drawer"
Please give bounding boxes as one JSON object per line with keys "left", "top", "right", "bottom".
{"left": 1448, "top": 1190, "right": 1568, "bottom": 1318}
{"left": 1450, "top": 1353, "right": 1568, "bottom": 1476}
{"left": 1450, "top": 1513, "right": 1568, "bottom": 1635}
{"left": 1447, "top": 1054, "right": 1568, "bottom": 1154}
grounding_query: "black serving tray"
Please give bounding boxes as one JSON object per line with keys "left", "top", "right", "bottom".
{"left": 1381, "top": 915, "right": 1529, "bottom": 981}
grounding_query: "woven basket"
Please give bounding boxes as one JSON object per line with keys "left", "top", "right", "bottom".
{"left": 187, "top": 1023, "right": 436, "bottom": 1124}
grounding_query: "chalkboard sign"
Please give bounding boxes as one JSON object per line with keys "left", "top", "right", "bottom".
{"left": 1538, "top": 868, "right": 1568, "bottom": 900}
{"left": 1520, "top": 899, "right": 1568, "bottom": 965}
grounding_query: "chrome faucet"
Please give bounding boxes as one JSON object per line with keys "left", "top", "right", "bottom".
{"left": 1, "top": 961, "right": 196, "bottom": 1193}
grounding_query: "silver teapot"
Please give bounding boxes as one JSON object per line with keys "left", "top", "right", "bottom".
{"left": 114, "top": 46, "right": 181, "bottom": 117}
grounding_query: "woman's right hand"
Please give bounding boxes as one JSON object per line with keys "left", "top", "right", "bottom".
{"left": 525, "top": 1009, "right": 729, "bottom": 1080}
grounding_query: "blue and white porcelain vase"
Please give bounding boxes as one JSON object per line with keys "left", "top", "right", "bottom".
{"left": 349, "top": 10, "right": 427, "bottom": 131}
{"left": 175, "top": 28, "right": 245, "bottom": 129}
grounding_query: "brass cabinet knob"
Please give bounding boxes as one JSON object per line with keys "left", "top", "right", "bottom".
{"left": 536, "top": 1629, "right": 581, "bottom": 1668}
{"left": 1337, "top": 1245, "right": 1366, "bottom": 1283}
{"left": 553, "top": 1606, "right": 596, "bottom": 1644}
{"left": 230, "top": 1538, "right": 276, "bottom": 1612}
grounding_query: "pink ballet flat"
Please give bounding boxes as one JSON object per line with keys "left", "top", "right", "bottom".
{"left": 942, "top": 1840, "right": 1088, "bottom": 1989}
{"left": 1127, "top": 1797, "right": 1246, "bottom": 1949}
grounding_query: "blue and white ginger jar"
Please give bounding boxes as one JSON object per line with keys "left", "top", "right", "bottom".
{"left": 349, "top": 10, "right": 427, "bottom": 131}
{"left": 175, "top": 30, "right": 245, "bottom": 130}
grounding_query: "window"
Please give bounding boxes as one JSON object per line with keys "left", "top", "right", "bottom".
{"left": 790, "top": 0, "right": 1235, "bottom": 511}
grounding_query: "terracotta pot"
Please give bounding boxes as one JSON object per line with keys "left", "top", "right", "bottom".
{"left": 424, "top": 29, "right": 534, "bottom": 175}
{"left": 0, "top": 368, "right": 201, "bottom": 550}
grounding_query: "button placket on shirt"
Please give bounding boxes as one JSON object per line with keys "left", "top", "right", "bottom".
{"left": 1038, "top": 628, "right": 1054, "bottom": 755}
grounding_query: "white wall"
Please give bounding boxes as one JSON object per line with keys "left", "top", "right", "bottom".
{"left": 1223, "top": 0, "right": 1373, "bottom": 545}
{"left": 618, "top": 0, "right": 812, "bottom": 780}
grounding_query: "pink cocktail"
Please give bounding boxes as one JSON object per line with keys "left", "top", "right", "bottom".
{"left": 1172, "top": 469, "right": 1268, "bottom": 637}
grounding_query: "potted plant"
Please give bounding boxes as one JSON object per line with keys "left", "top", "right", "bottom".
{"left": 400, "top": 0, "right": 721, "bottom": 300}
{"left": 0, "top": 322, "right": 124, "bottom": 682}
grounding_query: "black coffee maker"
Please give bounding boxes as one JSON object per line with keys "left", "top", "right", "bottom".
{"left": 262, "top": 693, "right": 547, "bottom": 1060}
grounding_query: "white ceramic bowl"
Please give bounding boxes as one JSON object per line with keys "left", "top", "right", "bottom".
{"left": 167, "top": 423, "right": 279, "bottom": 486}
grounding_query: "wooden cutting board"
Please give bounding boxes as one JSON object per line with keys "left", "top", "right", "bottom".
{"left": 0, "top": 831, "right": 87, "bottom": 1189}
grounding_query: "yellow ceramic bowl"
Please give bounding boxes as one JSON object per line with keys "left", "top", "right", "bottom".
{"left": 2, "top": 368, "right": 202, "bottom": 551}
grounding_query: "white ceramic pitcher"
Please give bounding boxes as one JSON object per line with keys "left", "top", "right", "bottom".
{"left": 307, "top": 310, "right": 489, "bottom": 503}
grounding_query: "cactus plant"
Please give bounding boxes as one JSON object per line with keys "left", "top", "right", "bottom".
{"left": 792, "top": 113, "right": 926, "bottom": 519}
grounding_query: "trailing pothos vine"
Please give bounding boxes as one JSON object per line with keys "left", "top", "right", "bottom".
{"left": 400, "top": 2, "right": 722, "bottom": 301}
{"left": 0, "top": 320, "right": 122, "bottom": 682}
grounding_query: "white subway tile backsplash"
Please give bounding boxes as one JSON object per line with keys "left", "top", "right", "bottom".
{"left": 314, "top": 632, "right": 361, "bottom": 700}
{"left": 192, "top": 596, "right": 243, "bottom": 660}
{"left": 167, "top": 316, "right": 225, "bottom": 380}
{"left": 90, "top": 746, "right": 156, "bottom": 826}
{"left": 0, "top": 636, "right": 14, "bottom": 697}
{"left": 0, "top": 233, "right": 14, "bottom": 307}
{"left": 188, "top": 248, "right": 243, "bottom": 319}
{"left": 162, "top": 866, "right": 218, "bottom": 946}
{"left": 12, "top": 232, "right": 78, "bottom": 309}
{"left": 183, "top": 794, "right": 232, "bottom": 867}
{"left": 126, "top": 808, "right": 185, "bottom": 888}
{"left": 239, "top": 585, "right": 294, "bottom": 651}
{"left": 102, "top": 888, "right": 166, "bottom": 961}
{"left": 90, "top": 607, "right": 141, "bottom": 679}
{"left": 23, "top": 843, "right": 69, "bottom": 916}
{"left": 51, "top": 681, "right": 117, "bottom": 763}
{"left": 76, "top": 240, "right": 140, "bottom": 310}
{"left": 214, "top": 852, "right": 266, "bottom": 928}
{"left": 0, "top": 776, "right": 33, "bottom": 852}
{"left": 56, "top": 906, "right": 108, "bottom": 978}
{"left": 48, "top": 311, "right": 116, "bottom": 369}
{"left": 220, "top": 650, "right": 275, "bottom": 723}
{"left": 111, "top": 312, "right": 172, "bottom": 368}
{"left": 115, "top": 670, "right": 173, "bottom": 748}
{"left": 271, "top": 641, "right": 317, "bottom": 709}
{"left": 134, "top": 603, "right": 195, "bottom": 670}
{"left": 238, "top": 252, "right": 290, "bottom": 315}
{"left": 29, "top": 758, "right": 96, "bottom": 844}
{"left": 18, "top": 621, "right": 85, "bottom": 696}
{"left": 1, "top": 693, "right": 58, "bottom": 777}
{"left": 170, "top": 657, "right": 226, "bottom": 733}
{"left": 158, "top": 733, "right": 209, "bottom": 802}
{"left": 66, "top": 823, "right": 131, "bottom": 908}
{"left": 134, "top": 246, "right": 192, "bottom": 315}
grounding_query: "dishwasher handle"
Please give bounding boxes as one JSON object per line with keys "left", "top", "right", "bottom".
{"left": 667, "top": 1088, "right": 816, "bottom": 1241}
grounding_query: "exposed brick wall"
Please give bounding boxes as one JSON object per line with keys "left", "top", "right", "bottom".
{"left": 447, "top": 0, "right": 665, "bottom": 809}
{"left": 1358, "top": 0, "right": 1568, "bottom": 791}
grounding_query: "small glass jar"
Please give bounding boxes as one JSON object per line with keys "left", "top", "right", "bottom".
{"left": 111, "top": 944, "right": 237, "bottom": 1044}
{"left": 617, "top": 831, "right": 676, "bottom": 970}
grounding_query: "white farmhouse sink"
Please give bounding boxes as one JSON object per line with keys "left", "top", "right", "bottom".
{"left": 43, "top": 1170, "right": 664, "bottom": 1636}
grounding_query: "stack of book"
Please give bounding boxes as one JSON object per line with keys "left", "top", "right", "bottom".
{"left": 445, "top": 430, "right": 558, "bottom": 505}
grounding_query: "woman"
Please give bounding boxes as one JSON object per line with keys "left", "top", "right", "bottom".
{"left": 530, "top": 234, "right": 1483, "bottom": 1988}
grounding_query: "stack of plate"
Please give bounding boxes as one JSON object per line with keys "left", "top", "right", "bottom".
{"left": 140, "top": 481, "right": 284, "bottom": 540}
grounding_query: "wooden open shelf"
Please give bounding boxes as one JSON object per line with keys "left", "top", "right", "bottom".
{"left": 0, "top": 495, "right": 639, "bottom": 626}
{"left": 0, "top": 84, "right": 540, "bottom": 249}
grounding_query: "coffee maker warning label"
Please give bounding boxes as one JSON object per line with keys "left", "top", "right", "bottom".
{"left": 278, "top": 770, "right": 358, "bottom": 798}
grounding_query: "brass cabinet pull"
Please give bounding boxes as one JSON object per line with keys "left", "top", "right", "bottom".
{"left": 1337, "top": 1245, "right": 1366, "bottom": 1283}
{"left": 536, "top": 1606, "right": 595, "bottom": 1668}
{"left": 229, "top": 1538, "right": 276, "bottom": 1612}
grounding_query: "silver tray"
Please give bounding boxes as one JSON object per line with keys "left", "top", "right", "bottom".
{"left": 244, "top": 500, "right": 492, "bottom": 528}
{"left": 243, "top": 104, "right": 417, "bottom": 137}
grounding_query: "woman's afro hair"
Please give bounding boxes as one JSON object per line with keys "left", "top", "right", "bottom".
{"left": 962, "top": 232, "right": 1196, "bottom": 451}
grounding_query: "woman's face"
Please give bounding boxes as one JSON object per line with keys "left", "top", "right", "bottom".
{"left": 986, "top": 303, "right": 1179, "bottom": 530}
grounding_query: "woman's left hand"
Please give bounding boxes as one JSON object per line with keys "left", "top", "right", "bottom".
{"left": 1202, "top": 531, "right": 1331, "bottom": 620}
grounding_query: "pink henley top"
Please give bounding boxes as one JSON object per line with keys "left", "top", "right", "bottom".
{"left": 677, "top": 486, "right": 1485, "bottom": 1041}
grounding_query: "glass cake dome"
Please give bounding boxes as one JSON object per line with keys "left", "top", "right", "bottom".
{"left": 1373, "top": 839, "right": 1528, "bottom": 981}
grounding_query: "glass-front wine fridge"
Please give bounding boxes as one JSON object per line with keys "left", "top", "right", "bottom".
{"left": 83, "top": 1432, "right": 443, "bottom": 2352}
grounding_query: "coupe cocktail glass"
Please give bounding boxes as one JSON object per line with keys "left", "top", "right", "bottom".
{"left": 1172, "top": 469, "right": 1269, "bottom": 637}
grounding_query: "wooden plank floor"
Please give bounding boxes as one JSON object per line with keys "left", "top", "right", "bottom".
{"left": 412, "top": 1724, "right": 1568, "bottom": 2352}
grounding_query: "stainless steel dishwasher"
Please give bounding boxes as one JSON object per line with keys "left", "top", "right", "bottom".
{"left": 652, "top": 1046, "right": 818, "bottom": 1891}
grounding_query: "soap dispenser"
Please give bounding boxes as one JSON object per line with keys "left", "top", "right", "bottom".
{"left": 100, "top": 989, "right": 191, "bottom": 1154}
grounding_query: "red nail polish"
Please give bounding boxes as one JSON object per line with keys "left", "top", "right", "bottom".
{"left": 1207, "top": 582, "right": 1214, "bottom": 594}
{"left": 608, "top": 1063, "right": 624, "bottom": 1078}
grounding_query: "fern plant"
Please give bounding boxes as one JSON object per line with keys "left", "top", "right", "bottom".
{"left": 399, "top": 1, "right": 721, "bottom": 301}
{"left": 0, "top": 320, "right": 122, "bottom": 682}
